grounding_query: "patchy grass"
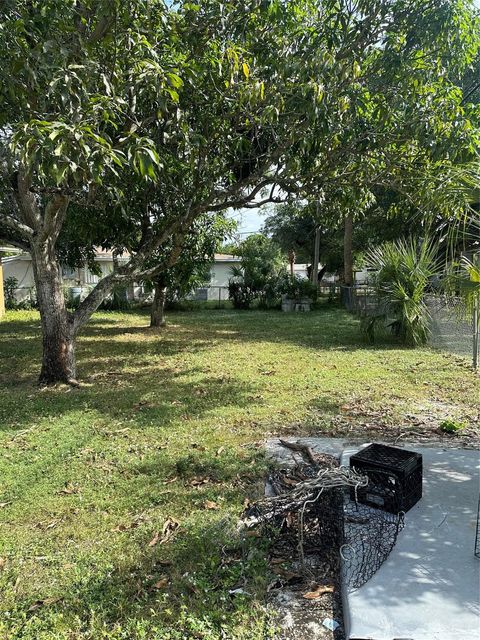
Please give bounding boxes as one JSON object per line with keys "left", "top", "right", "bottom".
{"left": 0, "top": 306, "right": 478, "bottom": 639}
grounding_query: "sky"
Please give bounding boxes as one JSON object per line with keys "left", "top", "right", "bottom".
{"left": 228, "top": 205, "right": 271, "bottom": 237}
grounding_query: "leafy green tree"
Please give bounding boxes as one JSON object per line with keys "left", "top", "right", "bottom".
{"left": 0, "top": 0, "right": 479, "bottom": 383}
{"left": 229, "top": 234, "right": 284, "bottom": 308}
{"left": 147, "top": 213, "right": 236, "bottom": 327}
{"left": 265, "top": 202, "right": 344, "bottom": 281}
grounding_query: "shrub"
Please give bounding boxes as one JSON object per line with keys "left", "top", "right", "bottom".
{"left": 3, "top": 276, "right": 18, "bottom": 309}
{"left": 99, "top": 286, "right": 131, "bottom": 311}
{"left": 65, "top": 287, "right": 82, "bottom": 310}
{"left": 228, "top": 280, "right": 256, "bottom": 310}
{"left": 364, "top": 237, "right": 439, "bottom": 346}
{"left": 439, "top": 418, "right": 466, "bottom": 433}
{"left": 277, "top": 273, "right": 317, "bottom": 301}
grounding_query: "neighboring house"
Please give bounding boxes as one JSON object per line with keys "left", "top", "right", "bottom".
{"left": 2, "top": 249, "right": 135, "bottom": 303}
{"left": 353, "top": 268, "right": 377, "bottom": 284}
{"left": 293, "top": 263, "right": 309, "bottom": 279}
{"left": 193, "top": 253, "right": 242, "bottom": 301}
{"left": 2, "top": 250, "right": 341, "bottom": 305}
{"left": 2, "top": 250, "right": 242, "bottom": 304}
{"left": 292, "top": 263, "right": 339, "bottom": 284}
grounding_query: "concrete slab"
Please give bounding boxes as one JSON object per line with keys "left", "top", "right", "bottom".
{"left": 340, "top": 446, "right": 480, "bottom": 640}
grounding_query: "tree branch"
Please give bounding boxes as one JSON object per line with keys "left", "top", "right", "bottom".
{"left": 13, "top": 170, "right": 42, "bottom": 231}
{"left": 40, "top": 195, "right": 70, "bottom": 245}
{"left": 0, "top": 213, "right": 34, "bottom": 242}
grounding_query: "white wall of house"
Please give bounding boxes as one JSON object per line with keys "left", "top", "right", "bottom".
{"left": 2, "top": 255, "right": 35, "bottom": 301}
{"left": 2, "top": 254, "right": 132, "bottom": 302}
{"left": 209, "top": 261, "right": 236, "bottom": 287}
{"left": 293, "top": 263, "right": 309, "bottom": 279}
{"left": 197, "top": 256, "right": 240, "bottom": 300}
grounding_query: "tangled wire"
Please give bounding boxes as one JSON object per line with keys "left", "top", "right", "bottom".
{"left": 243, "top": 453, "right": 405, "bottom": 591}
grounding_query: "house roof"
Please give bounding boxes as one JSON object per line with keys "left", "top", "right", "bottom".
{"left": 1, "top": 253, "right": 30, "bottom": 263}
{"left": 1, "top": 248, "right": 129, "bottom": 264}
{"left": 3, "top": 249, "right": 239, "bottom": 265}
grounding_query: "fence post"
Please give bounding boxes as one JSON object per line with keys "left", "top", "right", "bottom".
{"left": 473, "top": 297, "right": 479, "bottom": 371}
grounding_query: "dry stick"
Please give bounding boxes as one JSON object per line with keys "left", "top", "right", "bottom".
{"left": 243, "top": 467, "right": 368, "bottom": 527}
{"left": 278, "top": 439, "right": 318, "bottom": 466}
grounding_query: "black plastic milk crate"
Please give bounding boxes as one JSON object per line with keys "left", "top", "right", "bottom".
{"left": 349, "top": 443, "right": 422, "bottom": 513}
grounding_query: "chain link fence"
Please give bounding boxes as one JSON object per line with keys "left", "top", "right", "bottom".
{"left": 426, "top": 295, "right": 479, "bottom": 367}
{"left": 340, "top": 285, "right": 479, "bottom": 369}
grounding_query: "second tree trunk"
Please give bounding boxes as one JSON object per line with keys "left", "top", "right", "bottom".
{"left": 150, "top": 280, "right": 167, "bottom": 327}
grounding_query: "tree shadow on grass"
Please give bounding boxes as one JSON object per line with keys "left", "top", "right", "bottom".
{"left": 4, "top": 453, "right": 272, "bottom": 639}
{"left": 0, "top": 307, "right": 463, "bottom": 440}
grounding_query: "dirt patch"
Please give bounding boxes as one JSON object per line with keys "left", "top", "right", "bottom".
{"left": 245, "top": 453, "right": 346, "bottom": 639}
{"left": 322, "top": 397, "right": 480, "bottom": 447}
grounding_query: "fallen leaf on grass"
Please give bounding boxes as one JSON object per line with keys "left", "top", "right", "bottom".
{"left": 148, "top": 517, "right": 180, "bottom": 547}
{"left": 28, "top": 597, "right": 62, "bottom": 611}
{"left": 153, "top": 559, "right": 173, "bottom": 568}
{"left": 153, "top": 577, "right": 169, "bottom": 589}
{"left": 133, "top": 401, "right": 158, "bottom": 411}
{"left": 111, "top": 524, "right": 131, "bottom": 532}
{"left": 303, "top": 585, "right": 334, "bottom": 600}
{"left": 0, "top": 502, "right": 12, "bottom": 509}
{"left": 58, "top": 484, "right": 79, "bottom": 495}
{"left": 0, "top": 557, "right": 6, "bottom": 571}
{"left": 162, "top": 476, "right": 178, "bottom": 485}
{"left": 203, "top": 500, "right": 220, "bottom": 510}
{"left": 272, "top": 566, "right": 302, "bottom": 581}
{"left": 216, "top": 446, "right": 225, "bottom": 456}
{"left": 187, "top": 476, "right": 211, "bottom": 487}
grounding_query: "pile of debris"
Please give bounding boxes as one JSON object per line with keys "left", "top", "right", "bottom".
{"left": 241, "top": 440, "right": 405, "bottom": 638}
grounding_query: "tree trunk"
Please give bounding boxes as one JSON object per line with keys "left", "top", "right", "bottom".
{"left": 344, "top": 214, "right": 354, "bottom": 286}
{"left": 150, "top": 280, "right": 167, "bottom": 327}
{"left": 31, "top": 243, "right": 77, "bottom": 384}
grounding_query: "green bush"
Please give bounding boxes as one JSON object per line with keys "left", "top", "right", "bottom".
{"left": 277, "top": 273, "right": 317, "bottom": 301}
{"left": 3, "top": 276, "right": 18, "bottom": 309}
{"left": 228, "top": 280, "right": 256, "bottom": 309}
{"left": 99, "top": 286, "right": 131, "bottom": 311}
{"left": 228, "top": 234, "right": 284, "bottom": 310}
{"left": 364, "top": 237, "right": 439, "bottom": 346}
{"left": 439, "top": 418, "right": 466, "bottom": 433}
{"left": 3, "top": 277, "right": 38, "bottom": 310}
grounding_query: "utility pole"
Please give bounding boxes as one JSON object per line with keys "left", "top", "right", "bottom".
{"left": 311, "top": 200, "right": 321, "bottom": 286}
{"left": 344, "top": 214, "right": 354, "bottom": 286}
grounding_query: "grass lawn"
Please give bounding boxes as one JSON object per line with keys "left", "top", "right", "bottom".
{"left": 0, "top": 305, "right": 478, "bottom": 639}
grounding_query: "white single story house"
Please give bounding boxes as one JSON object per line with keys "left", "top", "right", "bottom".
{"left": 1, "top": 249, "right": 135, "bottom": 303}
{"left": 3, "top": 249, "right": 345, "bottom": 305}
{"left": 193, "top": 253, "right": 241, "bottom": 301}
{"left": 2, "top": 250, "right": 243, "bottom": 304}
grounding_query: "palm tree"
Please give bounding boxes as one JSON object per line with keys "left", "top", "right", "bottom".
{"left": 364, "top": 237, "right": 440, "bottom": 346}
